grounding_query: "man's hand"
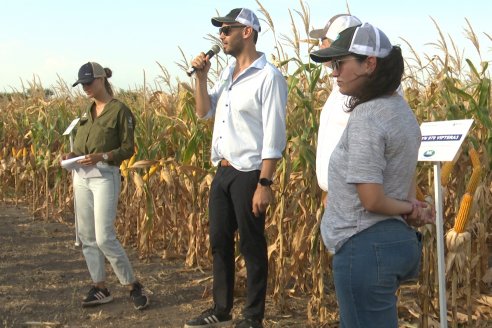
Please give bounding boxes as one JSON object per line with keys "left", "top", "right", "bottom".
{"left": 252, "top": 184, "right": 273, "bottom": 217}
{"left": 191, "top": 52, "right": 212, "bottom": 80}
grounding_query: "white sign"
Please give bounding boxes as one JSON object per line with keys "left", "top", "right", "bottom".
{"left": 418, "top": 119, "right": 473, "bottom": 162}
{"left": 62, "top": 118, "right": 80, "bottom": 135}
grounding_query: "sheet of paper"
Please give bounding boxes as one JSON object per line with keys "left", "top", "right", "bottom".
{"left": 61, "top": 155, "right": 86, "bottom": 171}
{"left": 61, "top": 156, "right": 102, "bottom": 178}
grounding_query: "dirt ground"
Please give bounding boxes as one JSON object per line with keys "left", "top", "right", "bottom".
{"left": 3, "top": 203, "right": 492, "bottom": 328}
{"left": 0, "top": 204, "right": 310, "bottom": 328}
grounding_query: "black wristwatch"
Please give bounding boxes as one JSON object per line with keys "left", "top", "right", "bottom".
{"left": 258, "top": 178, "right": 273, "bottom": 187}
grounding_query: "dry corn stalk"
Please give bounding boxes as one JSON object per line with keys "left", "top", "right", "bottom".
{"left": 444, "top": 146, "right": 481, "bottom": 323}
{"left": 441, "top": 161, "right": 455, "bottom": 186}
{"left": 446, "top": 193, "right": 473, "bottom": 317}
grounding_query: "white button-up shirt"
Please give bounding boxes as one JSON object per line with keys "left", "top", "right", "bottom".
{"left": 204, "top": 53, "right": 287, "bottom": 171}
{"left": 316, "top": 82, "right": 350, "bottom": 192}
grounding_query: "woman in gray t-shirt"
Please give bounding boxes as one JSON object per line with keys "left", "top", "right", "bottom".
{"left": 310, "top": 23, "right": 434, "bottom": 328}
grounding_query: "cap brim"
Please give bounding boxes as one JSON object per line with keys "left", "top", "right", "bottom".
{"left": 310, "top": 46, "right": 351, "bottom": 63}
{"left": 309, "top": 28, "right": 326, "bottom": 39}
{"left": 72, "top": 77, "right": 94, "bottom": 87}
{"left": 211, "top": 17, "right": 237, "bottom": 27}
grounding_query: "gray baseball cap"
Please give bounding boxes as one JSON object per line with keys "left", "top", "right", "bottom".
{"left": 211, "top": 8, "right": 261, "bottom": 32}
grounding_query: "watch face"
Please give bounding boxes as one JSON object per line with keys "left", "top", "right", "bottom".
{"left": 259, "top": 178, "right": 273, "bottom": 186}
{"left": 103, "top": 153, "right": 108, "bottom": 160}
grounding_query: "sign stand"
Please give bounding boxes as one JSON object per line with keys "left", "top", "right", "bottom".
{"left": 433, "top": 163, "right": 447, "bottom": 327}
{"left": 63, "top": 118, "right": 81, "bottom": 246}
{"left": 418, "top": 119, "right": 474, "bottom": 328}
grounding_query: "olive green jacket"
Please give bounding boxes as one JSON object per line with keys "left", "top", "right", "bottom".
{"left": 73, "top": 99, "right": 135, "bottom": 166}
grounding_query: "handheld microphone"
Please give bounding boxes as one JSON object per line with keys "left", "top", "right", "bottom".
{"left": 187, "top": 45, "right": 221, "bottom": 76}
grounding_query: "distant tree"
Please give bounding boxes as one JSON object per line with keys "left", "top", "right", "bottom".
{"left": 44, "top": 88, "right": 54, "bottom": 99}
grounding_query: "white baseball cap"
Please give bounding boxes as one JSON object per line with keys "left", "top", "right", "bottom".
{"left": 309, "top": 14, "right": 362, "bottom": 41}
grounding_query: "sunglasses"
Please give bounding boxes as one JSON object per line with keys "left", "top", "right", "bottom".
{"left": 330, "top": 57, "right": 358, "bottom": 71}
{"left": 219, "top": 25, "right": 245, "bottom": 36}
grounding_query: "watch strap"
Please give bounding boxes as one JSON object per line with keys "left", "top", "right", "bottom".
{"left": 259, "top": 178, "right": 273, "bottom": 186}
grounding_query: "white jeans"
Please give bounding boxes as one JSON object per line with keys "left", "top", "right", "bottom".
{"left": 73, "top": 164, "right": 135, "bottom": 285}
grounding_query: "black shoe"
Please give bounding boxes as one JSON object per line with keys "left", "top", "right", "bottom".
{"left": 82, "top": 286, "right": 113, "bottom": 307}
{"left": 235, "top": 318, "right": 263, "bottom": 328}
{"left": 184, "top": 308, "right": 233, "bottom": 327}
{"left": 130, "top": 281, "right": 149, "bottom": 310}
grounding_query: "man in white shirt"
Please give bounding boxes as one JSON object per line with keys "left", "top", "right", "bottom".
{"left": 310, "top": 14, "right": 362, "bottom": 199}
{"left": 185, "top": 8, "right": 287, "bottom": 328}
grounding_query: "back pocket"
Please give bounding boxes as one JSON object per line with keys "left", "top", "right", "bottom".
{"left": 374, "top": 236, "right": 422, "bottom": 286}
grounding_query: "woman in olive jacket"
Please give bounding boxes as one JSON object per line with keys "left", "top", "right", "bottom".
{"left": 62, "top": 62, "right": 148, "bottom": 310}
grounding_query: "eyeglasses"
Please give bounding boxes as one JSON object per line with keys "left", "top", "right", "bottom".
{"left": 219, "top": 25, "right": 245, "bottom": 36}
{"left": 330, "top": 57, "right": 358, "bottom": 71}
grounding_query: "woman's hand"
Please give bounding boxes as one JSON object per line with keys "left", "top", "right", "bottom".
{"left": 61, "top": 152, "right": 76, "bottom": 161}
{"left": 77, "top": 153, "right": 103, "bottom": 166}
{"left": 404, "top": 199, "right": 436, "bottom": 227}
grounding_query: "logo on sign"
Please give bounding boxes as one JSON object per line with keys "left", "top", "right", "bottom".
{"left": 423, "top": 150, "right": 436, "bottom": 157}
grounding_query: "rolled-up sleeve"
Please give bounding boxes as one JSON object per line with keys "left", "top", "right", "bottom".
{"left": 261, "top": 71, "right": 287, "bottom": 159}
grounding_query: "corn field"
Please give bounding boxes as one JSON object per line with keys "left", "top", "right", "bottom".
{"left": 1, "top": 2, "right": 491, "bottom": 327}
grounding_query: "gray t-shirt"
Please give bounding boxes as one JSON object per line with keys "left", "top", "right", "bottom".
{"left": 321, "top": 94, "right": 421, "bottom": 253}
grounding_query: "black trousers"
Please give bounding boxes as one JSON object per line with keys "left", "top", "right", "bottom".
{"left": 209, "top": 166, "right": 267, "bottom": 320}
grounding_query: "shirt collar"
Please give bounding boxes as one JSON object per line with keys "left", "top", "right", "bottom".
{"left": 227, "top": 52, "right": 266, "bottom": 81}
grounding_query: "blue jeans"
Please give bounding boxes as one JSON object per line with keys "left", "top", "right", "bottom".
{"left": 74, "top": 164, "right": 135, "bottom": 285}
{"left": 333, "top": 219, "right": 422, "bottom": 328}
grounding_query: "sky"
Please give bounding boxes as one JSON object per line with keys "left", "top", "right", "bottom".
{"left": 1, "top": 0, "right": 491, "bottom": 92}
